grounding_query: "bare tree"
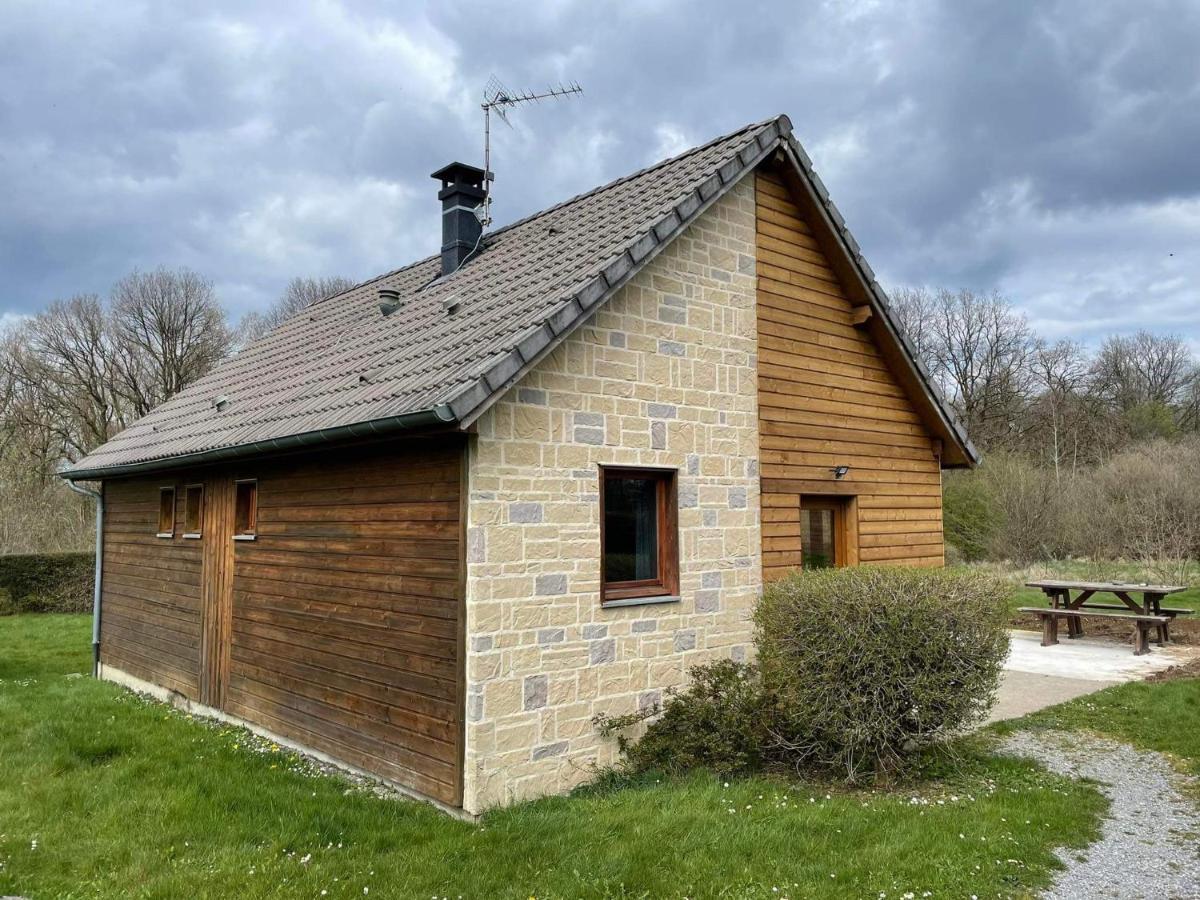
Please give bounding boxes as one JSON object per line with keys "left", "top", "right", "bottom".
{"left": 1091, "top": 331, "right": 1196, "bottom": 411}
{"left": 1179, "top": 376, "right": 1200, "bottom": 433}
{"left": 3, "top": 295, "right": 124, "bottom": 462}
{"left": 238, "top": 275, "right": 355, "bottom": 345}
{"left": 923, "top": 289, "right": 1036, "bottom": 450}
{"left": 0, "top": 268, "right": 231, "bottom": 470}
{"left": 1026, "top": 339, "right": 1098, "bottom": 477}
{"left": 888, "top": 286, "right": 938, "bottom": 371}
{"left": 110, "top": 267, "right": 232, "bottom": 417}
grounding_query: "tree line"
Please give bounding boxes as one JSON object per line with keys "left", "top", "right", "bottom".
{"left": 891, "top": 288, "right": 1200, "bottom": 572}
{"left": 0, "top": 269, "right": 353, "bottom": 553}
{"left": 891, "top": 287, "right": 1200, "bottom": 466}
{"left": 2, "top": 275, "right": 1198, "bottom": 566}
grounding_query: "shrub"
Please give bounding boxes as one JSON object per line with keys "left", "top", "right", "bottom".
{"left": 755, "top": 566, "right": 1010, "bottom": 780}
{"left": 975, "top": 453, "right": 1069, "bottom": 563}
{"left": 942, "top": 470, "right": 997, "bottom": 562}
{"left": 594, "top": 659, "right": 766, "bottom": 777}
{"left": 0, "top": 553, "right": 94, "bottom": 614}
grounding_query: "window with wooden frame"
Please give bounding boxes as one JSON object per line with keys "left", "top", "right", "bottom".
{"left": 183, "top": 484, "right": 204, "bottom": 538}
{"left": 233, "top": 479, "right": 257, "bottom": 540}
{"left": 599, "top": 467, "right": 679, "bottom": 604}
{"left": 157, "top": 487, "right": 175, "bottom": 537}
{"left": 799, "top": 495, "right": 853, "bottom": 569}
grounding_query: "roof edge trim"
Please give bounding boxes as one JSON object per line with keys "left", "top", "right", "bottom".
{"left": 775, "top": 136, "right": 980, "bottom": 467}
{"left": 446, "top": 118, "right": 787, "bottom": 429}
{"left": 59, "top": 404, "right": 456, "bottom": 481}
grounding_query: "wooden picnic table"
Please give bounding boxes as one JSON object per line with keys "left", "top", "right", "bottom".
{"left": 1022, "top": 579, "right": 1193, "bottom": 655}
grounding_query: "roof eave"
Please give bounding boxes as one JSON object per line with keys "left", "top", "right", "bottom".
{"left": 60, "top": 403, "right": 457, "bottom": 481}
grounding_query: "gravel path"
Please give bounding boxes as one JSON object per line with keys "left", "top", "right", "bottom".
{"left": 1003, "top": 730, "right": 1200, "bottom": 900}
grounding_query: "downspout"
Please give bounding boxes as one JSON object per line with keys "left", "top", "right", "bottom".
{"left": 66, "top": 479, "right": 103, "bottom": 678}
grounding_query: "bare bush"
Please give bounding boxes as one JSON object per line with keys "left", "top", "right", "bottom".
{"left": 0, "top": 463, "right": 93, "bottom": 554}
{"left": 945, "top": 439, "right": 1200, "bottom": 572}
{"left": 1087, "top": 439, "right": 1200, "bottom": 581}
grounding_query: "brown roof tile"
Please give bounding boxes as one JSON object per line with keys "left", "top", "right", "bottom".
{"left": 65, "top": 114, "right": 976, "bottom": 478}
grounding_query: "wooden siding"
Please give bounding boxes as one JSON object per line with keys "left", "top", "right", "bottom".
{"left": 199, "top": 476, "right": 235, "bottom": 707}
{"left": 100, "top": 438, "right": 465, "bottom": 807}
{"left": 101, "top": 478, "right": 203, "bottom": 699}
{"left": 755, "top": 169, "right": 945, "bottom": 581}
{"left": 225, "top": 441, "right": 464, "bottom": 806}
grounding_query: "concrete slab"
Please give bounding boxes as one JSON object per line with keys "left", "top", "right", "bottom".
{"left": 987, "top": 670, "right": 1118, "bottom": 724}
{"left": 1004, "top": 629, "right": 1193, "bottom": 682}
{"left": 986, "top": 630, "right": 1199, "bottom": 724}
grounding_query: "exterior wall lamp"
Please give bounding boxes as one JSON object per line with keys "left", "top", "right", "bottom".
{"left": 831, "top": 465, "right": 850, "bottom": 479}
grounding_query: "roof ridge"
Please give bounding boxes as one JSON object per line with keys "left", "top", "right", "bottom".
{"left": 305, "top": 116, "right": 783, "bottom": 315}
{"left": 484, "top": 115, "right": 783, "bottom": 241}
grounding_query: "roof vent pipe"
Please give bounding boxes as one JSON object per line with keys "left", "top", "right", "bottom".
{"left": 431, "top": 162, "right": 487, "bottom": 275}
{"left": 378, "top": 287, "right": 402, "bottom": 317}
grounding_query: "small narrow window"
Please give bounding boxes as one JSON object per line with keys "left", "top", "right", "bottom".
{"left": 799, "top": 496, "right": 847, "bottom": 568}
{"left": 234, "top": 480, "right": 257, "bottom": 540}
{"left": 157, "top": 487, "right": 175, "bottom": 537}
{"left": 183, "top": 484, "right": 204, "bottom": 537}
{"left": 600, "top": 467, "right": 678, "bottom": 603}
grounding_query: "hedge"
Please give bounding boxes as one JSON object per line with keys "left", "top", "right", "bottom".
{"left": 755, "top": 566, "right": 1011, "bottom": 779}
{"left": 600, "top": 566, "right": 1012, "bottom": 783}
{"left": 0, "top": 553, "right": 94, "bottom": 614}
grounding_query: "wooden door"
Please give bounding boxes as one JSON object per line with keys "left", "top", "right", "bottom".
{"left": 199, "top": 474, "right": 235, "bottom": 707}
{"left": 798, "top": 495, "right": 860, "bottom": 569}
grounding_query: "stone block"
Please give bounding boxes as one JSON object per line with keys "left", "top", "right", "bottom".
{"left": 532, "top": 741, "right": 569, "bottom": 761}
{"left": 509, "top": 502, "right": 544, "bottom": 524}
{"left": 523, "top": 675, "right": 548, "bottom": 710}
{"left": 589, "top": 638, "right": 616, "bottom": 665}
{"left": 674, "top": 630, "right": 697, "bottom": 652}
{"left": 535, "top": 573, "right": 568, "bottom": 596}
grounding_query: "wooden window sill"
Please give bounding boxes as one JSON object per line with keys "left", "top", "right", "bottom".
{"left": 232, "top": 534, "right": 257, "bottom": 542}
{"left": 601, "top": 595, "right": 681, "bottom": 610}
{"left": 182, "top": 533, "right": 202, "bottom": 540}
{"left": 155, "top": 532, "right": 173, "bottom": 539}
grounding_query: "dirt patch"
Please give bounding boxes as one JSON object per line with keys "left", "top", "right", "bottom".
{"left": 1145, "top": 656, "right": 1200, "bottom": 683}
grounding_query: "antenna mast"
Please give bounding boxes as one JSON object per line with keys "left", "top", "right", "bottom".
{"left": 481, "top": 76, "right": 583, "bottom": 228}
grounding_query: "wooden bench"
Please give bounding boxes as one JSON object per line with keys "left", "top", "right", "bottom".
{"left": 1044, "top": 602, "right": 1190, "bottom": 643}
{"left": 1061, "top": 602, "right": 1193, "bottom": 618}
{"left": 1018, "top": 607, "right": 1170, "bottom": 656}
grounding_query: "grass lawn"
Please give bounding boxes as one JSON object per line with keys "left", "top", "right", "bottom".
{"left": 0, "top": 614, "right": 1112, "bottom": 899}
{"left": 992, "top": 672, "right": 1200, "bottom": 778}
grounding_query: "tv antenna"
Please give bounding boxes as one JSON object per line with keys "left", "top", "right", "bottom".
{"left": 480, "top": 76, "right": 583, "bottom": 228}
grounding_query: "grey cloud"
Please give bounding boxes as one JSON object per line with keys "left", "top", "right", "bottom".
{"left": 0, "top": 0, "right": 1197, "bottom": 345}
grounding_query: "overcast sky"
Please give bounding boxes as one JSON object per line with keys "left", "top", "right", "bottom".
{"left": 2, "top": 0, "right": 1198, "bottom": 346}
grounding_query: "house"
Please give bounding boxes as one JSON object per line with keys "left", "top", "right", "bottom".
{"left": 63, "top": 114, "right": 977, "bottom": 815}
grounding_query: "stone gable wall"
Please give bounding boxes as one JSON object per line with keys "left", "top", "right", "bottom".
{"left": 462, "top": 176, "right": 762, "bottom": 813}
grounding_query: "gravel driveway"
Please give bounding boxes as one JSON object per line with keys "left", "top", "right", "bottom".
{"left": 1003, "top": 730, "right": 1200, "bottom": 900}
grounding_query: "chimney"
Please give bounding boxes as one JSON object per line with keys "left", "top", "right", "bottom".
{"left": 431, "top": 162, "right": 487, "bottom": 275}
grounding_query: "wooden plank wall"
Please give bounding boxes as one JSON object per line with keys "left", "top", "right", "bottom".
{"left": 755, "top": 169, "right": 945, "bottom": 581}
{"left": 225, "top": 441, "right": 464, "bottom": 806}
{"left": 199, "top": 475, "right": 235, "bottom": 707}
{"left": 99, "top": 438, "right": 465, "bottom": 807}
{"left": 101, "top": 478, "right": 203, "bottom": 699}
